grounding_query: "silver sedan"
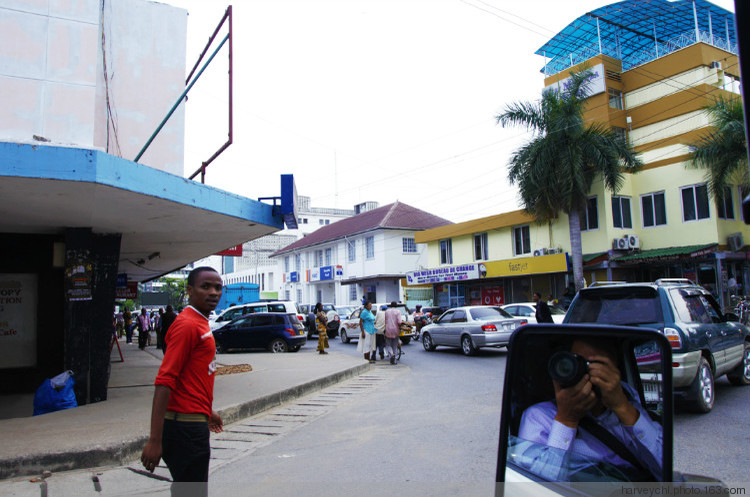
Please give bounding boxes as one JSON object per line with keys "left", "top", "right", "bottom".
{"left": 420, "top": 305, "right": 527, "bottom": 356}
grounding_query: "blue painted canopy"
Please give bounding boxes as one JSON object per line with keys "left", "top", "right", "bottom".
{"left": 536, "top": 0, "right": 735, "bottom": 74}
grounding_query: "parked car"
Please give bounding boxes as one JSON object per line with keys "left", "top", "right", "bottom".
{"left": 563, "top": 278, "right": 750, "bottom": 412}
{"left": 339, "top": 303, "right": 416, "bottom": 344}
{"left": 210, "top": 300, "right": 305, "bottom": 331}
{"left": 500, "top": 302, "right": 566, "bottom": 324}
{"left": 420, "top": 305, "right": 527, "bottom": 355}
{"left": 213, "top": 312, "right": 306, "bottom": 353}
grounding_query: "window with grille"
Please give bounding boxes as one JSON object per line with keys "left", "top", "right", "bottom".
{"left": 402, "top": 237, "right": 417, "bottom": 253}
{"left": 366, "top": 236, "right": 375, "bottom": 259}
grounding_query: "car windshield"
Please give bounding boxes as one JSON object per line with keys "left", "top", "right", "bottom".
{"left": 471, "top": 307, "right": 512, "bottom": 321}
{"left": 322, "top": 304, "right": 336, "bottom": 312}
{"left": 550, "top": 306, "right": 566, "bottom": 315}
{"left": 566, "top": 288, "right": 663, "bottom": 325}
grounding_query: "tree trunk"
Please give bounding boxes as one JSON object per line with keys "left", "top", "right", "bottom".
{"left": 568, "top": 209, "right": 585, "bottom": 292}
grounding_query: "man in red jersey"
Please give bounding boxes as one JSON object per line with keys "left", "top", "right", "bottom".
{"left": 141, "top": 267, "right": 223, "bottom": 495}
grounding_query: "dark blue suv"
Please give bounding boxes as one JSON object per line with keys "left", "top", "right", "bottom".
{"left": 564, "top": 279, "right": 750, "bottom": 413}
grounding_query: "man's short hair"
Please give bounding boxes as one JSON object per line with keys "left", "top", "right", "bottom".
{"left": 390, "top": 301, "right": 397, "bottom": 307}
{"left": 187, "top": 266, "right": 219, "bottom": 287}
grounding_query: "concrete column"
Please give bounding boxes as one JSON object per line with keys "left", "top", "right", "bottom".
{"left": 63, "top": 228, "right": 121, "bottom": 405}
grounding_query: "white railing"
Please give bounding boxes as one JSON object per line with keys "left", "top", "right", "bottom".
{"left": 542, "top": 29, "right": 737, "bottom": 75}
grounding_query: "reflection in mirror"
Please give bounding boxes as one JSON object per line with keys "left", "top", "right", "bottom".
{"left": 504, "top": 332, "right": 666, "bottom": 482}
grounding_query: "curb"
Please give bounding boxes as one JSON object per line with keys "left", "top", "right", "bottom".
{"left": 0, "top": 362, "right": 371, "bottom": 480}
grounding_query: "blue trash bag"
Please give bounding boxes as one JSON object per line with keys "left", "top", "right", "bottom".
{"left": 33, "top": 370, "right": 78, "bottom": 416}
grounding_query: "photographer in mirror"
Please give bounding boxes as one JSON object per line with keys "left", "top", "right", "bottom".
{"left": 517, "top": 337, "right": 662, "bottom": 481}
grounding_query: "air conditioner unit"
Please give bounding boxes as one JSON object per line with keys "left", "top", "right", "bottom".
{"left": 547, "top": 247, "right": 562, "bottom": 254}
{"left": 613, "top": 237, "right": 628, "bottom": 250}
{"left": 727, "top": 232, "right": 744, "bottom": 252}
{"left": 533, "top": 249, "right": 544, "bottom": 257}
{"left": 627, "top": 234, "right": 640, "bottom": 249}
{"left": 710, "top": 61, "right": 722, "bottom": 70}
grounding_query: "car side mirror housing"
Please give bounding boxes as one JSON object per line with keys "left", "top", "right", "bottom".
{"left": 496, "top": 324, "right": 674, "bottom": 486}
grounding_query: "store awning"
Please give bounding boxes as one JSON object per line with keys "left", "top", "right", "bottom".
{"left": 613, "top": 243, "right": 718, "bottom": 264}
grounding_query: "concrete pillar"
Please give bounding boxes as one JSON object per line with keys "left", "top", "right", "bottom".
{"left": 63, "top": 228, "right": 121, "bottom": 405}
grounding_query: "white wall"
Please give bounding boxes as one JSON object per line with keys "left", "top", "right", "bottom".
{"left": 0, "top": 0, "right": 187, "bottom": 174}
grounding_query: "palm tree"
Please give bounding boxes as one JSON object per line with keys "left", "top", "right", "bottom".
{"left": 689, "top": 96, "right": 748, "bottom": 201}
{"left": 497, "top": 69, "right": 642, "bottom": 292}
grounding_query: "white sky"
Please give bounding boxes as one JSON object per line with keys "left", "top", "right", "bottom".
{"left": 158, "top": 0, "right": 736, "bottom": 224}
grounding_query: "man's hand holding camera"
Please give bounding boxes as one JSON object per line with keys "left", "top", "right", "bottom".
{"left": 553, "top": 351, "right": 639, "bottom": 429}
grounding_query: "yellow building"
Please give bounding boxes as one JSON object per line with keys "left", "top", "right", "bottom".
{"left": 411, "top": 0, "right": 749, "bottom": 309}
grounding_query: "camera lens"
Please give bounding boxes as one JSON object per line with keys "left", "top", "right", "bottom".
{"left": 548, "top": 351, "right": 588, "bottom": 388}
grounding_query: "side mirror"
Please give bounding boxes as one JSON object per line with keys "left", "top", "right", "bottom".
{"left": 724, "top": 312, "right": 740, "bottom": 323}
{"left": 496, "top": 324, "right": 674, "bottom": 486}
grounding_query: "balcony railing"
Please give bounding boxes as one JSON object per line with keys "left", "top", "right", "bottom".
{"left": 542, "top": 29, "right": 738, "bottom": 76}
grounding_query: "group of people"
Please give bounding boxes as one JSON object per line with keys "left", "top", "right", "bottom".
{"left": 114, "top": 306, "right": 178, "bottom": 352}
{"left": 357, "top": 301, "right": 403, "bottom": 364}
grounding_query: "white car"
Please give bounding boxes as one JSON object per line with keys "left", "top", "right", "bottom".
{"left": 500, "top": 302, "right": 566, "bottom": 324}
{"left": 210, "top": 300, "right": 305, "bottom": 331}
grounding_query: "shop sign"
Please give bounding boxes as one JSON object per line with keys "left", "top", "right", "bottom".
{"left": 309, "top": 266, "right": 335, "bottom": 282}
{"left": 288, "top": 271, "right": 299, "bottom": 283}
{"left": 690, "top": 246, "right": 717, "bottom": 258}
{"left": 484, "top": 253, "right": 568, "bottom": 278}
{"left": 335, "top": 265, "right": 344, "bottom": 278}
{"left": 115, "top": 282, "right": 138, "bottom": 300}
{"left": 216, "top": 245, "right": 243, "bottom": 257}
{"left": 481, "top": 286, "right": 504, "bottom": 306}
{"left": 0, "top": 274, "right": 38, "bottom": 368}
{"left": 406, "top": 263, "right": 486, "bottom": 285}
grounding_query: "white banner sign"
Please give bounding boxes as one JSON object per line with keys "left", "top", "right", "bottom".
{"left": 0, "top": 274, "right": 38, "bottom": 368}
{"left": 406, "top": 263, "right": 486, "bottom": 285}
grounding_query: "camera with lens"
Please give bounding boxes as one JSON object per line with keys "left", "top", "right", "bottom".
{"left": 548, "top": 351, "right": 589, "bottom": 388}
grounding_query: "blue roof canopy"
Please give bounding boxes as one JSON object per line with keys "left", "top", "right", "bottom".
{"left": 536, "top": 0, "right": 736, "bottom": 74}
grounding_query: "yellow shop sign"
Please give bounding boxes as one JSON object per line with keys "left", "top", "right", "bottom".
{"left": 484, "top": 253, "right": 568, "bottom": 278}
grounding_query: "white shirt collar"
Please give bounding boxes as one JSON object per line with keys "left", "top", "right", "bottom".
{"left": 186, "top": 305, "right": 209, "bottom": 321}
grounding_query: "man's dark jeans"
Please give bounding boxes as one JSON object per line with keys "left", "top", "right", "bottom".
{"left": 162, "top": 419, "right": 210, "bottom": 497}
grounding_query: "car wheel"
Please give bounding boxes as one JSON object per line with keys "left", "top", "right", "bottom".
{"left": 688, "top": 356, "right": 714, "bottom": 413}
{"left": 340, "top": 331, "right": 349, "bottom": 344}
{"left": 422, "top": 332, "right": 436, "bottom": 351}
{"left": 727, "top": 342, "right": 750, "bottom": 386}
{"left": 461, "top": 335, "right": 477, "bottom": 356}
{"left": 400, "top": 337, "right": 411, "bottom": 345}
{"left": 268, "top": 338, "right": 288, "bottom": 353}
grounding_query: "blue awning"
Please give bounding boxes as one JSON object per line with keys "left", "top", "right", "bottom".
{"left": 536, "top": 0, "right": 735, "bottom": 74}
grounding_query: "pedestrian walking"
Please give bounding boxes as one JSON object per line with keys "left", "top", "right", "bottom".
{"left": 533, "top": 292, "right": 554, "bottom": 324}
{"left": 384, "top": 301, "right": 403, "bottom": 364}
{"left": 123, "top": 308, "right": 133, "bottom": 344}
{"left": 357, "top": 301, "right": 377, "bottom": 363}
{"left": 141, "top": 267, "right": 223, "bottom": 496}
{"left": 160, "top": 305, "right": 178, "bottom": 354}
{"left": 155, "top": 308, "right": 164, "bottom": 350}
{"left": 374, "top": 304, "right": 387, "bottom": 360}
{"left": 315, "top": 302, "right": 329, "bottom": 355}
{"left": 115, "top": 309, "right": 125, "bottom": 338}
{"left": 137, "top": 308, "right": 151, "bottom": 350}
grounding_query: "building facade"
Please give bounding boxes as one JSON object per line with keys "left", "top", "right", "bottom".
{"left": 413, "top": 0, "right": 748, "bottom": 309}
{"left": 273, "top": 202, "right": 451, "bottom": 307}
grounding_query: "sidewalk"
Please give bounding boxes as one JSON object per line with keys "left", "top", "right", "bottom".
{"left": 0, "top": 340, "right": 369, "bottom": 480}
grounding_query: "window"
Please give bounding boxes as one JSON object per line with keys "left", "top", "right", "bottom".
{"left": 608, "top": 88, "right": 623, "bottom": 109}
{"left": 612, "top": 126, "right": 627, "bottom": 142}
{"left": 297, "top": 289, "right": 302, "bottom": 303}
{"left": 402, "top": 237, "right": 417, "bottom": 253}
{"left": 580, "top": 196, "right": 598, "bottom": 231}
{"left": 474, "top": 233, "right": 488, "bottom": 261}
{"left": 348, "top": 239, "right": 356, "bottom": 262}
{"left": 295, "top": 254, "right": 301, "bottom": 271}
{"left": 681, "top": 184, "right": 710, "bottom": 221}
{"left": 285, "top": 290, "right": 290, "bottom": 300}
{"left": 284, "top": 256, "right": 290, "bottom": 273}
{"left": 325, "top": 219, "right": 330, "bottom": 225}
{"left": 314, "top": 249, "right": 323, "bottom": 267}
{"left": 513, "top": 226, "right": 531, "bottom": 256}
{"left": 717, "top": 186, "right": 735, "bottom": 220}
{"left": 325, "top": 248, "right": 332, "bottom": 266}
{"left": 641, "top": 192, "right": 667, "bottom": 227}
{"left": 349, "top": 285, "right": 357, "bottom": 301}
{"left": 611, "top": 196, "right": 632, "bottom": 229}
{"left": 366, "top": 236, "right": 375, "bottom": 259}
{"left": 439, "top": 239, "right": 453, "bottom": 264}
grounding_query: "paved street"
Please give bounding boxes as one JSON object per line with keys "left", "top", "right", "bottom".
{"left": 1, "top": 336, "right": 747, "bottom": 496}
